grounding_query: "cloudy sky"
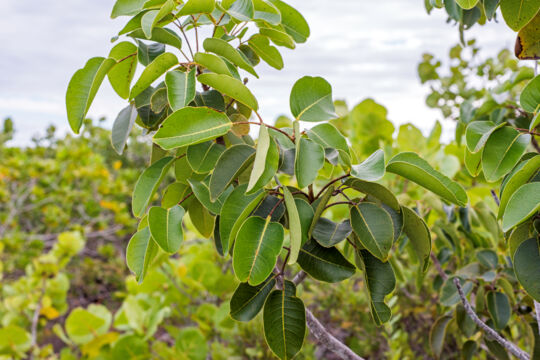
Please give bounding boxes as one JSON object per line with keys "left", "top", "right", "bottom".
{"left": 0, "top": 0, "right": 515, "bottom": 144}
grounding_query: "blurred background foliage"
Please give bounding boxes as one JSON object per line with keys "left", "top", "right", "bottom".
{"left": 1, "top": 39, "right": 539, "bottom": 359}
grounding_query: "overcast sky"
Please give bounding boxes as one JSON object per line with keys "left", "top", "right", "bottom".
{"left": 0, "top": 0, "right": 515, "bottom": 145}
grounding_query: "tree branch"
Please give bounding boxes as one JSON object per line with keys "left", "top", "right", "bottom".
{"left": 453, "top": 278, "right": 529, "bottom": 360}
{"left": 535, "top": 301, "right": 540, "bottom": 336}
{"left": 291, "top": 271, "right": 364, "bottom": 360}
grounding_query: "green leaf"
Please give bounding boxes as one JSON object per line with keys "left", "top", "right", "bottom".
{"left": 136, "top": 40, "right": 165, "bottom": 66}
{"left": 351, "top": 203, "right": 394, "bottom": 261}
{"left": 306, "top": 122, "right": 350, "bottom": 162}
{"left": 253, "top": 0, "right": 281, "bottom": 24}
{"left": 464, "top": 148, "right": 482, "bottom": 177}
{"left": 132, "top": 156, "right": 174, "bottom": 217}
{"left": 465, "top": 121, "right": 506, "bottom": 153}
{"left": 165, "top": 68, "right": 196, "bottom": 111}
{"left": 500, "top": 0, "right": 540, "bottom": 31}
{"left": 186, "top": 141, "right": 225, "bottom": 174}
{"left": 203, "top": 38, "right": 258, "bottom": 78}
{"left": 508, "top": 222, "right": 532, "bottom": 260}
{"left": 486, "top": 291, "right": 511, "bottom": 330}
{"left": 295, "top": 137, "right": 324, "bottom": 188}
{"left": 193, "top": 52, "right": 233, "bottom": 76}
{"left": 178, "top": 0, "right": 216, "bottom": 15}
{"left": 129, "top": 27, "right": 183, "bottom": 50}
{"left": 188, "top": 178, "right": 232, "bottom": 214}
{"left": 111, "top": 0, "right": 147, "bottom": 18}
{"left": 148, "top": 205, "right": 185, "bottom": 253}
{"left": 282, "top": 186, "right": 302, "bottom": 264}
{"left": 356, "top": 249, "right": 396, "bottom": 325}
{"left": 210, "top": 144, "right": 256, "bottom": 200}
{"left": 498, "top": 154, "right": 540, "bottom": 218}
{"left": 107, "top": 42, "right": 138, "bottom": 99}
{"left": 387, "top": 152, "right": 468, "bottom": 206}
{"left": 247, "top": 136, "right": 279, "bottom": 194}
{"left": 502, "top": 182, "right": 540, "bottom": 231}
{"left": 268, "top": 0, "right": 310, "bottom": 43}
{"left": 220, "top": 184, "right": 265, "bottom": 253}
{"left": 162, "top": 182, "right": 190, "bottom": 208}
{"left": 259, "top": 27, "right": 295, "bottom": 49}
{"left": 233, "top": 216, "right": 284, "bottom": 285}
{"left": 248, "top": 125, "right": 271, "bottom": 191}
{"left": 308, "top": 185, "right": 334, "bottom": 238}
{"left": 198, "top": 73, "right": 259, "bottom": 110}
{"left": 345, "top": 178, "right": 400, "bottom": 211}
{"left": 263, "top": 281, "right": 306, "bottom": 360}
{"left": 290, "top": 76, "right": 335, "bottom": 122}
{"left": 298, "top": 240, "right": 355, "bottom": 283}
{"left": 516, "top": 12, "right": 540, "bottom": 60}
{"left": 188, "top": 197, "right": 215, "bottom": 237}
{"left": 141, "top": 10, "right": 159, "bottom": 38}
{"left": 65, "top": 305, "right": 111, "bottom": 345}
{"left": 401, "top": 206, "right": 432, "bottom": 273}
{"left": 482, "top": 127, "right": 531, "bottom": 182}
{"left": 429, "top": 315, "right": 452, "bottom": 358}
{"left": 130, "top": 52, "right": 178, "bottom": 99}
{"left": 514, "top": 238, "right": 540, "bottom": 301}
{"left": 230, "top": 276, "right": 276, "bottom": 321}
{"left": 153, "top": 107, "right": 232, "bottom": 150}
{"left": 111, "top": 104, "right": 137, "bottom": 155}
{"left": 295, "top": 198, "right": 314, "bottom": 246}
{"left": 66, "top": 57, "right": 116, "bottom": 133}
{"left": 226, "top": 0, "right": 254, "bottom": 21}
{"left": 248, "top": 34, "right": 283, "bottom": 70}
{"left": 455, "top": 0, "right": 479, "bottom": 9}
{"left": 126, "top": 227, "right": 159, "bottom": 283}
{"left": 0, "top": 325, "right": 31, "bottom": 354}
{"left": 312, "top": 218, "right": 352, "bottom": 248}
{"left": 520, "top": 75, "right": 540, "bottom": 113}
{"left": 351, "top": 149, "right": 385, "bottom": 181}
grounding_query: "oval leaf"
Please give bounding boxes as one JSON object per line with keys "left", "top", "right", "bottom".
{"left": 210, "top": 144, "right": 256, "bottom": 200}
{"left": 282, "top": 186, "right": 302, "bottom": 264}
{"left": 132, "top": 156, "right": 175, "bottom": 217}
{"left": 387, "top": 152, "right": 468, "bottom": 206}
{"left": 202, "top": 37, "right": 258, "bottom": 78}
{"left": 351, "top": 149, "right": 385, "bottom": 181}
{"left": 401, "top": 206, "right": 432, "bottom": 273}
{"left": 148, "top": 205, "right": 185, "bottom": 253}
{"left": 111, "top": 104, "right": 137, "bottom": 155}
{"left": 230, "top": 276, "right": 276, "bottom": 321}
{"left": 126, "top": 227, "right": 159, "bottom": 283}
{"left": 66, "top": 57, "right": 116, "bottom": 133}
{"left": 198, "top": 73, "right": 259, "bottom": 110}
{"left": 482, "top": 127, "right": 530, "bottom": 182}
{"left": 290, "top": 76, "right": 335, "bottom": 122}
{"left": 502, "top": 182, "right": 540, "bottom": 231}
{"left": 108, "top": 41, "right": 138, "bottom": 99}
{"left": 295, "top": 137, "right": 324, "bottom": 188}
{"left": 514, "top": 238, "right": 540, "bottom": 301}
{"left": 233, "top": 216, "right": 284, "bottom": 286}
{"left": 129, "top": 52, "right": 178, "bottom": 99}
{"left": 351, "top": 203, "right": 394, "bottom": 261}
{"left": 165, "top": 68, "right": 196, "bottom": 111}
{"left": 153, "top": 107, "right": 232, "bottom": 150}
{"left": 297, "top": 240, "right": 355, "bottom": 282}
{"left": 312, "top": 218, "right": 352, "bottom": 248}
{"left": 263, "top": 281, "right": 306, "bottom": 360}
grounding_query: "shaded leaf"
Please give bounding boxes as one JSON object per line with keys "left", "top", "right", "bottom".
{"left": 111, "top": 104, "right": 137, "bottom": 155}
{"left": 132, "top": 156, "right": 175, "bottom": 217}
{"left": 312, "top": 218, "right": 352, "bottom": 248}
{"left": 298, "top": 240, "right": 355, "bottom": 283}
{"left": 401, "top": 206, "right": 431, "bottom": 272}
{"left": 351, "top": 203, "right": 394, "bottom": 261}
{"left": 513, "top": 238, "right": 540, "bottom": 301}
{"left": 230, "top": 276, "right": 276, "bottom": 321}
{"left": 210, "top": 144, "right": 256, "bottom": 200}
{"left": 295, "top": 137, "right": 324, "bottom": 188}
{"left": 502, "top": 182, "right": 540, "bottom": 231}
{"left": 126, "top": 227, "right": 159, "bottom": 283}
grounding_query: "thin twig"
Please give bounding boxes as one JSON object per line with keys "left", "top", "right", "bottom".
{"left": 179, "top": 191, "right": 193, "bottom": 205}
{"left": 234, "top": 121, "right": 294, "bottom": 142}
{"left": 316, "top": 174, "right": 351, "bottom": 199}
{"left": 175, "top": 20, "right": 194, "bottom": 59}
{"left": 490, "top": 190, "right": 500, "bottom": 206}
{"left": 190, "top": 15, "right": 199, "bottom": 53}
{"left": 324, "top": 201, "right": 356, "bottom": 211}
{"left": 30, "top": 278, "right": 47, "bottom": 357}
{"left": 453, "top": 278, "right": 529, "bottom": 360}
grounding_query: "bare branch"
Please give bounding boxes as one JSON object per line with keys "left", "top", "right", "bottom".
{"left": 535, "top": 301, "right": 540, "bottom": 336}
{"left": 291, "top": 271, "right": 364, "bottom": 360}
{"left": 452, "top": 278, "right": 529, "bottom": 360}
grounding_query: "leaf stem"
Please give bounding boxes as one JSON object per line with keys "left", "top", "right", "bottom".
{"left": 234, "top": 121, "right": 294, "bottom": 142}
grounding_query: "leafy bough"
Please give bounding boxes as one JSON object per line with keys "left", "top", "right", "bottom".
{"left": 65, "top": 0, "right": 470, "bottom": 357}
